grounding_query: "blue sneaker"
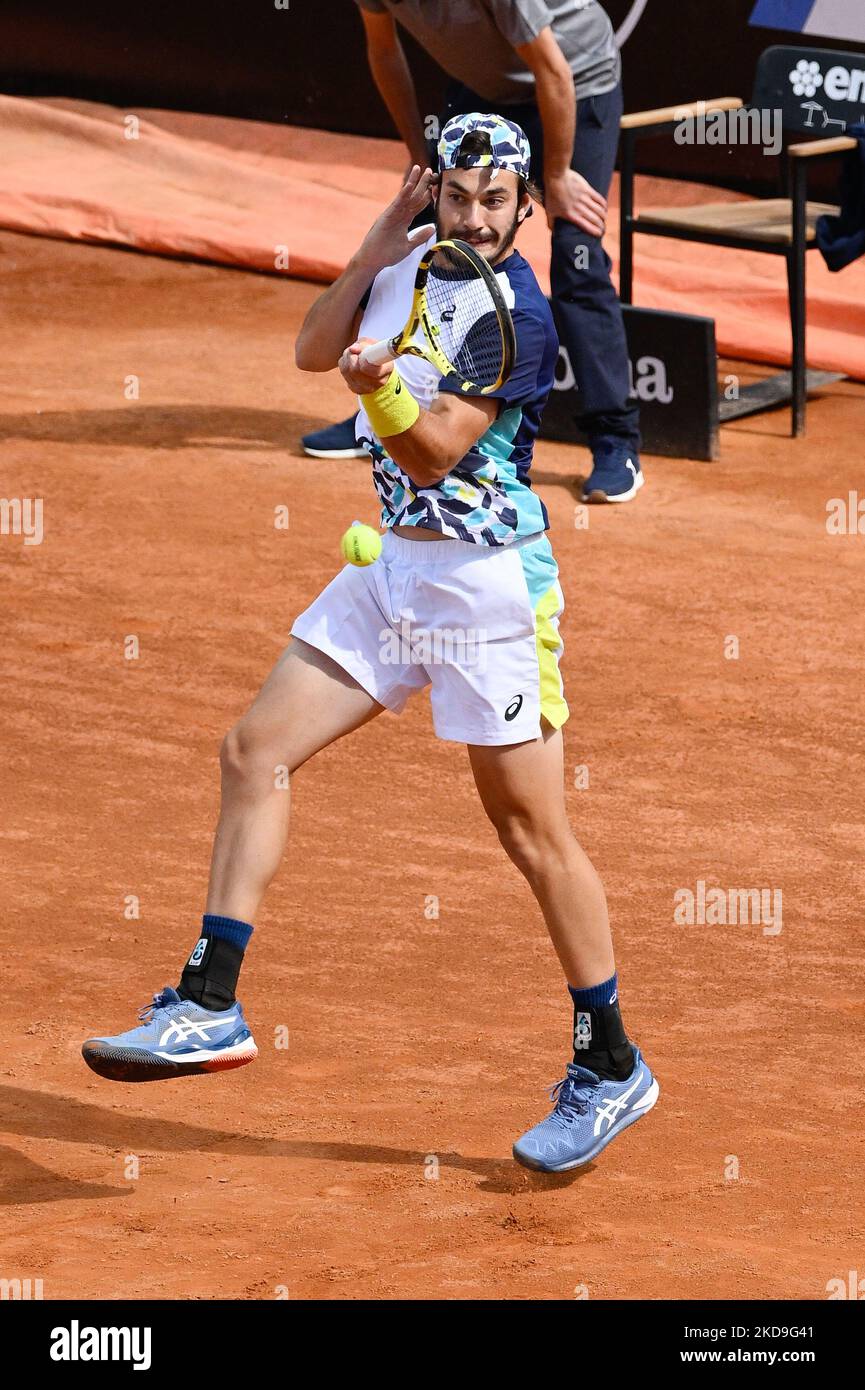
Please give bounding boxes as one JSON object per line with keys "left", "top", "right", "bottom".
{"left": 582, "top": 440, "right": 644, "bottom": 503}
{"left": 301, "top": 415, "right": 366, "bottom": 459}
{"left": 82, "top": 986, "right": 257, "bottom": 1083}
{"left": 513, "top": 1046, "right": 658, "bottom": 1172}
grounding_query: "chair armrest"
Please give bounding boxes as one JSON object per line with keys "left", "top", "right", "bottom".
{"left": 620, "top": 97, "right": 743, "bottom": 134}
{"left": 788, "top": 135, "right": 857, "bottom": 159}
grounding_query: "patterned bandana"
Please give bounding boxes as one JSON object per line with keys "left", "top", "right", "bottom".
{"left": 437, "top": 112, "right": 532, "bottom": 180}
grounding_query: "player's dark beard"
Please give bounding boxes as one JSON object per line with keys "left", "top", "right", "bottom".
{"left": 435, "top": 205, "right": 521, "bottom": 263}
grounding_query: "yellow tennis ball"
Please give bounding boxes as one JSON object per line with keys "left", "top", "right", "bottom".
{"left": 340, "top": 521, "right": 382, "bottom": 567}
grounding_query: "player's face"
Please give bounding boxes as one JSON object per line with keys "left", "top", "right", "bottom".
{"left": 434, "top": 168, "right": 529, "bottom": 263}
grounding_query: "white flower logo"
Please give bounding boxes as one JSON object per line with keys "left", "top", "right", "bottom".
{"left": 789, "top": 59, "right": 823, "bottom": 98}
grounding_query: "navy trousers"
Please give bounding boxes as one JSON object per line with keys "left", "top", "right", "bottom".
{"left": 441, "top": 80, "right": 640, "bottom": 453}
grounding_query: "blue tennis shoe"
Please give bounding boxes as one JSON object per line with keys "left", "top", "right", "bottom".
{"left": 582, "top": 440, "right": 644, "bottom": 503}
{"left": 513, "top": 1046, "right": 658, "bottom": 1172}
{"left": 82, "top": 986, "right": 257, "bottom": 1083}
{"left": 301, "top": 415, "right": 366, "bottom": 459}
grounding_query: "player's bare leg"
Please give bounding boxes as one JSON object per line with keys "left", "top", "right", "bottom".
{"left": 467, "top": 723, "right": 613, "bottom": 988}
{"left": 206, "top": 637, "right": 384, "bottom": 924}
{"left": 81, "top": 639, "right": 384, "bottom": 1082}
{"left": 470, "top": 723, "right": 659, "bottom": 1169}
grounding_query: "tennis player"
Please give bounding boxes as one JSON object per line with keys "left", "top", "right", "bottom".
{"left": 305, "top": 0, "right": 643, "bottom": 505}
{"left": 81, "top": 115, "right": 658, "bottom": 1172}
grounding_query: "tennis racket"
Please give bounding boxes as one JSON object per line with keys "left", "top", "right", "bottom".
{"left": 358, "top": 238, "right": 516, "bottom": 395}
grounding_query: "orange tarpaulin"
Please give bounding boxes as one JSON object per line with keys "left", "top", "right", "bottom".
{"left": 2, "top": 94, "right": 863, "bottom": 380}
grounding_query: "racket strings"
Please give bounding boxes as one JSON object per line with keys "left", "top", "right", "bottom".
{"left": 424, "top": 249, "right": 506, "bottom": 390}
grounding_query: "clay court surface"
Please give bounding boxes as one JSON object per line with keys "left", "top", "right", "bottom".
{"left": 2, "top": 227, "right": 864, "bottom": 1301}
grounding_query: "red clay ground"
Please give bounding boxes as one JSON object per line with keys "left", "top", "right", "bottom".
{"left": 1, "top": 228, "right": 864, "bottom": 1300}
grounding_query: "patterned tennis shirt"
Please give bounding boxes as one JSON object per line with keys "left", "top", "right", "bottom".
{"left": 355, "top": 230, "right": 559, "bottom": 547}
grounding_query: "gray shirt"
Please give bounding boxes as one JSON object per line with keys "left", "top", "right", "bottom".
{"left": 354, "top": 0, "right": 621, "bottom": 104}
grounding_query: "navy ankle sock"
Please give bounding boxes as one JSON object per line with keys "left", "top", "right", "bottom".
{"left": 178, "top": 914, "right": 253, "bottom": 1010}
{"left": 568, "top": 974, "right": 634, "bottom": 1081}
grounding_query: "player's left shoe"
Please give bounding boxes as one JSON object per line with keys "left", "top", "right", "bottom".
{"left": 512, "top": 1045, "right": 658, "bottom": 1172}
{"left": 81, "top": 986, "right": 257, "bottom": 1083}
{"left": 301, "top": 416, "right": 367, "bottom": 459}
{"left": 582, "top": 440, "right": 644, "bottom": 503}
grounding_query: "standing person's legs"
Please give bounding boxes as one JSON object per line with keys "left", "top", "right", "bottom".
{"left": 548, "top": 84, "right": 640, "bottom": 461}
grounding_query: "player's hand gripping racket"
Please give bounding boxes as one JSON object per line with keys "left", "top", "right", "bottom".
{"left": 358, "top": 238, "right": 516, "bottom": 394}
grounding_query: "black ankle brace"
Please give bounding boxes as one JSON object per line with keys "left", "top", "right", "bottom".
{"left": 178, "top": 934, "right": 244, "bottom": 1011}
{"left": 572, "top": 999, "right": 634, "bottom": 1081}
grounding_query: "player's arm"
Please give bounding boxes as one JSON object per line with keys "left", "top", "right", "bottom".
{"left": 359, "top": 8, "right": 430, "bottom": 171}
{"left": 511, "top": 24, "right": 607, "bottom": 236}
{"left": 295, "top": 165, "right": 435, "bottom": 373}
{"left": 338, "top": 338, "right": 498, "bottom": 488}
{"left": 294, "top": 262, "right": 372, "bottom": 373}
{"left": 382, "top": 392, "right": 500, "bottom": 487}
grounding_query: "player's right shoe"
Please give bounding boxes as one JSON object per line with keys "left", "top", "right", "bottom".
{"left": 512, "top": 1045, "right": 658, "bottom": 1172}
{"left": 301, "top": 416, "right": 367, "bottom": 459}
{"left": 81, "top": 986, "right": 257, "bottom": 1083}
{"left": 582, "top": 439, "right": 644, "bottom": 503}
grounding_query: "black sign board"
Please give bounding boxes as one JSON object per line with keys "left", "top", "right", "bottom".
{"left": 540, "top": 304, "right": 720, "bottom": 462}
{"left": 752, "top": 44, "right": 865, "bottom": 135}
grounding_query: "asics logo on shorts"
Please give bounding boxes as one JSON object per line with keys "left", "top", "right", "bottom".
{"left": 159, "top": 1013, "right": 238, "bottom": 1046}
{"left": 504, "top": 694, "right": 523, "bottom": 721}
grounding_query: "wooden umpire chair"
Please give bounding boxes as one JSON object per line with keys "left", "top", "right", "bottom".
{"left": 618, "top": 45, "right": 859, "bottom": 436}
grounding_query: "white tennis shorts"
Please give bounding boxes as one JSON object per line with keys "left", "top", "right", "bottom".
{"left": 291, "top": 529, "right": 569, "bottom": 746}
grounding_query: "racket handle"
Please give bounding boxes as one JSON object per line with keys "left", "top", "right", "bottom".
{"left": 358, "top": 338, "right": 396, "bottom": 369}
